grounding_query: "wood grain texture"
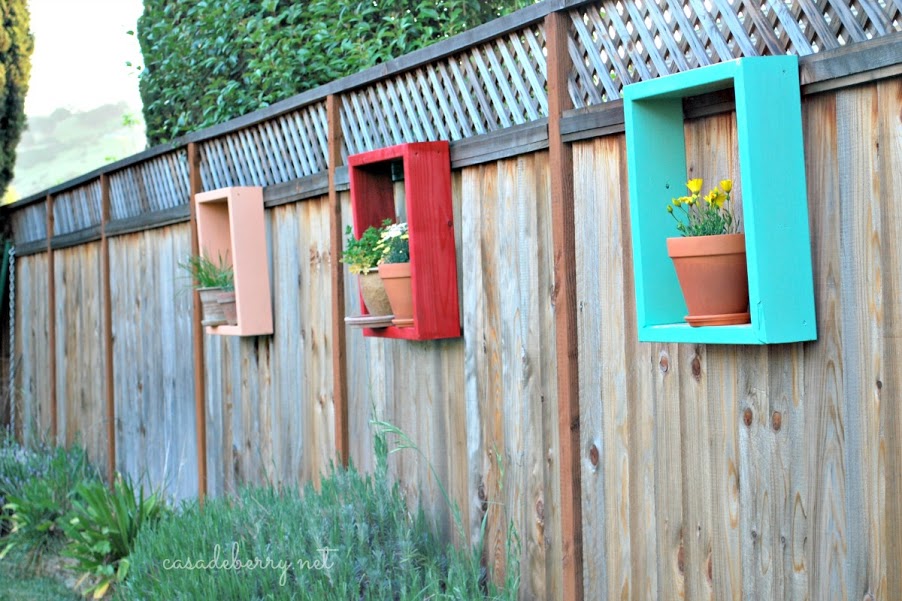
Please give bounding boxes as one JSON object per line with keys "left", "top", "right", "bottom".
{"left": 109, "top": 226, "right": 198, "bottom": 501}
{"left": 14, "top": 253, "right": 52, "bottom": 443}
{"left": 203, "top": 198, "right": 334, "bottom": 495}
{"left": 876, "top": 77, "right": 902, "bottom": 601}
{"left": 457, "top": 153, "right": 559, "bottom": 600}
{"left": 54, "top": 243, "right": 107, "bottom": 469}
{"left": 546, "top": 11, "right": 583, "bottom": 601}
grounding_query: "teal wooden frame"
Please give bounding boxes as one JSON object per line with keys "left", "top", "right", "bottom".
{"left": 623, "top": 56, "right": 816, "bottom": 344}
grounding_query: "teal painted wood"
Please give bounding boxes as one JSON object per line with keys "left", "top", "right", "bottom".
{"left": 623, "top": 56, "right": 817, "bottom": 344}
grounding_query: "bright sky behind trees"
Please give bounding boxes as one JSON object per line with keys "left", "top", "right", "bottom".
{"left": 25, "top": 0, "right": 143, "bottom": 116}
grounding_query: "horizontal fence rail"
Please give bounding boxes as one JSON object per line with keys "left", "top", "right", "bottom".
{"left": 4, "top": 0, "right": 901, "bottom": 244}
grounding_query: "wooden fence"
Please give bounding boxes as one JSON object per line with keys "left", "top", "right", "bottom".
{"left": 2, "top": 0, "right": 901, "bottom": 599}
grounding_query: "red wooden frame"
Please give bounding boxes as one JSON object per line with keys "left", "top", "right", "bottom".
{"left": 348, "top": 141, "right": 460, "bottom": 340}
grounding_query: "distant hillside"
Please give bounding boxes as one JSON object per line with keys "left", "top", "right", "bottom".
{"left": 7, "top": 102, "right": 146, "bottom": 202}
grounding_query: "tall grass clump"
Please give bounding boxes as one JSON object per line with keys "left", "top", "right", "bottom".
{"left": 121, "top": 427, "right": 519, "bottom": 600}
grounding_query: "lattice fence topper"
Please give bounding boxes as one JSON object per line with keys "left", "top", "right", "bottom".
{"left": 568, "top": 0, "right": 902, "bottom": 107}
{"left": 340, "top": 23, "right": 548, "bottom": 157}
{"left": 109, "top": 149, "right": 190, "bottom": 221}
{"left": 52, "top": 180, "right": 102, "bottom": 236}
{"left": 198, "top": 101, "right": 329, "bottom": 190}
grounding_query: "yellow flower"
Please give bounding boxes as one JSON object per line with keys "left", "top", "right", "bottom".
{"left": 666, "top": 205, "right": 674, "bottom": 213}
{"left": 705, "top": 188, "right": 726, "bottom": 207}
{"left": 686, "top": 178, "right": 703, "bottom": 194}
{"left": 672, "top": 197, "right": 681, "bottom": 206}
{"left": 720, "top": 179, "right": 733, "bottom": 193}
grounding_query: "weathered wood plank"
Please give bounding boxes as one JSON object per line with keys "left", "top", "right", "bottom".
{"left": 802, "top": 90, "right": 847, "bottom": 601}
{"left": 876, "top": 77, "right": 902, "bottom": 601}
{"left": 653, "top": 343, "right": 685, "bottom": 600}
{"left": 836, "top": 83, "right": 885, "bottom": 600}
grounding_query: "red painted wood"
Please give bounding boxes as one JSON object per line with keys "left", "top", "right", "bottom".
{"left": 348, "top": 142, "right": 460, "bottom": 340}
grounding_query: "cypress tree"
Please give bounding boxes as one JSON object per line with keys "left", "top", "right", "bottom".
{"left": 0, "top": 0, "right": 32, "bottom": 199}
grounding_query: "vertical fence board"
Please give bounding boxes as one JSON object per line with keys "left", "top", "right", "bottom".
{"left": 54, "top": 243, "right": 106, "bottom": 468}
{"left": 837, "top": 83, "right": 886, "bottom": 600}
{"left": 14, "top": 253, "right": 51, "bottom": 443}
{"left": 110, "top": 227, "right": 197, "bottom": 501}
{"left": 876, "top": 77, "right": 902, "bottom": 601}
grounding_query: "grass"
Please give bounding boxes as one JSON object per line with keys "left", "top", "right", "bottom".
{"left": 0, "top": 546, "right": 79, "bottom": 601}
{"left": 119, "top": 425, "right": 519, "bottom": 600}
{"left": 0, "top": 425, "right": 519, "bottom": 599}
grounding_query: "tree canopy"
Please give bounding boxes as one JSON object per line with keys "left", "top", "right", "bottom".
{"left": 0, "top": 0, "right": 33, "bottom": 199}
{"left": 137, "top": 0, "right": 532, "bottom": 145}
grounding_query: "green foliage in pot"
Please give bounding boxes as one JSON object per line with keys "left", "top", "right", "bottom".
{"left": 340, "top": 219, "right": 391, "bottom": 275}
{"left": 376, "top": 221, "right": 410, "bottom": 264}
{"left": 177, "top": 252, "right": 234, "bottom": 290}
{"left": 63, "top": 475, "right": 165, "bottom": 599}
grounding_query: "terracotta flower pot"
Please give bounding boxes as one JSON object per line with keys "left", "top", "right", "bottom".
{"left": 359, "top": 268, "right": 393, "bottom": 316}
{"left": 378, "top": 262, "right": 414, "bottom": 327}
{"left": 198, "top": 287, "right": 228, "bottom": 326}
{"left": 667, "top": 233, "right": 750, "bottom": 326}
{"left": 217, "top": 290, "right": 238, "bottom": 326}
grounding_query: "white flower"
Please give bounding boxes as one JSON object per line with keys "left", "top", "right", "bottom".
{"left": 380, "top": 222, "right": 408, "bottom": 240}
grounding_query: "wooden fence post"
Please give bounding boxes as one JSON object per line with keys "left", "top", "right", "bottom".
{"left": 100, "top": 174, "right": 116, "bottom": 486}
{"left": 327, "top": 94, "right": 349, "bottom": 466}
{"left": 46, "top": 194, "right": 57, "bottom": 443}
{"left": 545, "top": 10, "right": 584, "bottom": 601}
{"left": 187, "top": 143, "right": 208, "bottom": 502}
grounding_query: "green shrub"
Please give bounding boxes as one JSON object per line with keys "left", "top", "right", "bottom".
{"left": 121, "top": 431, "right": 518, "bottom": 600}
{"left": 0, "top": 0, "right": 34, "bottom": 197}
{"left": 63, "top": 475, "right": 165, "bottom": 599}
{"left": 1, "top": 442, "right": 100, "bottom": 568}
{"left": 0, "top": 435, "right": 48, "bottom": 538}
{"left": 137, "top": 0, "right": 534, "bottom": 144}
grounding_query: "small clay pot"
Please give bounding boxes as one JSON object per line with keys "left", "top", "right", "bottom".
{"left": 378, "top": 262, "right": 414, "bottom": 327}
{"left": 667, "top": 233, "right": 750, "bottom": 326}
{"left": 199, "top": 287, "right": 228, "bottom": 326}
{"left": 359, "top": 269, "right": 393, "bottom": 316}
{"left": 217, "top": 290, "right": 238, "bottom": 326}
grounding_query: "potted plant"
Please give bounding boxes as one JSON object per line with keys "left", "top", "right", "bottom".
{"left": 341, "top": 220, "right": 393, "bottom": 318}
{"left": 376, "top": 221, "right": 413, "bottom": 327}
{"left": 217, "top": 283, "right": 237, "bottom": 326}
{"left": 666, "top": 178, "right": 749, "bottom": 326}
{"left": 179, "top": 253, "right": 234, "bottom": 326}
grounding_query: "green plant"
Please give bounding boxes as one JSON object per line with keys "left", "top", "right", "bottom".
{"left": 0, "top": 435, "right": 48, "bottom": 538}
{"left": 0, "top": 545, "right": 80, "bottom": 600}
{"left": 0, "top": 0, "right": 34, "bottom": 198}
{"left": 177, "top": 253, "right": 234, "bottom": 290}
{"left": 340, "top": 219, "right": 390, "bottom": 275}
{"left": 63, "top": 475, "right": 165, "bottom": 599}
{"left": 137, "top": 0, "right": 534, "bottom": 144}
{"left": 376, "top": 221, "right": 410, "bottom": 264}
{"left": 667, "top": 178, "right": 739, "bottom": 237}
{"left": 1, "top": 443, "right": 99, "bottom": 569}
{"left": 121, "top": 426, "right": 519, "bottom": 600}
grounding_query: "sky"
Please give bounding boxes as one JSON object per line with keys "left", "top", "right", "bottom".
{"left": 25, "top": 0, "right": 144, "bottom": 116}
